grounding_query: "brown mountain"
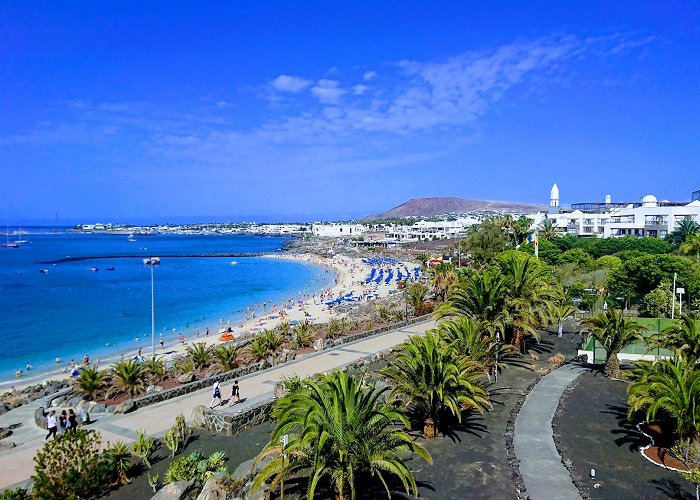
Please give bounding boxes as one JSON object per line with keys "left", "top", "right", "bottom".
{"left": 364, "top": 197, "right": 547, "bottom": 219}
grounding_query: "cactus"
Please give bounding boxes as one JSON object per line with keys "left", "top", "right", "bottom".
{"left": 147, "top": 471, "right": 159, "bottom": 493}
{"left": 163, "top": 428, "right": 181, "bottom": 458}
{"left": 132, "top": 429, "right": 154, "bottom": 468}
{"left": 174, "top": 414, "right": 191, "bottom": 446}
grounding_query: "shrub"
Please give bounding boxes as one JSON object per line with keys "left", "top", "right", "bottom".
{"left": 164, "top": 455, "right": 199, "bottom": 483}
{"left": 163, "top": 451, "right": 227, "bottom": 484}
{"left": 32, "top": 429, "right": 106, "bottom": 499}
{"left": 281, "top": 375, "right": 303, "bottom": 392}
{"left": 547, "top": 353, "right": 566, "bottom": 366}
{"left": 0, "top": 488, "right": 29, "bottom": 500}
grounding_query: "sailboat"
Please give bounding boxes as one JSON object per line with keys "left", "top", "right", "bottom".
{"left": 127, "top": 234, "right": 137, "bottom": 242}
{"left": 1, "top": 226, "right": 19, "bottom": 248}
{"left": 14, "top": 228, "right": 29, "bottom": 244}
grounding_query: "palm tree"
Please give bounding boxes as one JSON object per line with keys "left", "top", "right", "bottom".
{"left": 668, "top": 216, "right": 700, "bottom": 248}
{"left": 582, "top": 308, "right": 647, "bottom": 378}
{"left": 326, "top": 318, "right": 351, "bottom": 339}
{"left": 105, "top": 441, "right": 133, "bottom": 485}
{"left": 72, "top": 365, "right": 108, "bottom": 400}
{"left": 260, "top": 328, "right": 283, "bottom": 353}
{"left": 381, "top": 332, "right": 490, "bottom": 437}
{"left": 211, "top": 344, "right": 240, "bottom": 373}
{"left": 497, "top": 252, "right": 559, "bottom": 352}
{"left": 291, "top": 320, "right": 316, "bottom": 349}
{"left": 430, "top": 263, "right": 458, "bottom": 303}
{"left": 680, "top": 234, "right": 700, "bottom": 262}
{"left": 113, "top": 359, "right": 147, "bottom": 398}
{"left": 435, "top": 269, "right": 509, "bottom": 338}
{"left": 627, "top": 356, "right": 700, "bottom": 459}
{"left": 538, "top": 217, "right": 558, "bottom": 239}
{"left": 436, "top": 317, "right": 519, "bottom": 380}
{"left": 185, "top": 342, "right": 214, "bottom": 370}
{"left": 248, "top": 337, "right": 269, "bottom": 362}
{"left": 143, "top": 356, "right": 166, "bottom": 383}
{"left": 375, "top": 304, "right": 392, "bottom": 322}
{"left": 276, "top": 320, "right": 292, "bottom": 336}
{"left": 252, "top": 370, "right": 431, "bottom": 499}
{"left": 649, "top": 314, "right": 700, "bottom": 362}
{"left": 546, "top": 302, "right": 579, "bottom": 338}
{"left": 405, "top": 282, "right": 429, "bottom": 316}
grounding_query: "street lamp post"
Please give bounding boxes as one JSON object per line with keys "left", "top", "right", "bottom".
{"left": 144, "top": 257, "right": 161, "bottom": 358}
{"left": 678, "top": 287, "right": 685, "bottom": 316}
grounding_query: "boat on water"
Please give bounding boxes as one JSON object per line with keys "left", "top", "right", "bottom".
{"left": 39, "top": 269, "right": 49, "bottom": 274}
{"left": 90, "top": 267, "right": 99, "bottom": 272}
{"left": 106, "top": 266, "right": 115, "bottom": 271}
{"left": 127, "top": 234, "right": 137, "bottom": 242}
{"left": 230, "top": 260, "right": 238, "bottom": 265}
{"left": 1, "top": 225, "right": 19, "bottom": 248}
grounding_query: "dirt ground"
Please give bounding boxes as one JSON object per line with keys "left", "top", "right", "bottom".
{"left": 554, "top": 370, "right": 695, "bottom": 499}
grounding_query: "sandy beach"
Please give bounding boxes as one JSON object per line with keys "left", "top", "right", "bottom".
{"left": 1, "top": 253, "right": 414, "bottom": 392}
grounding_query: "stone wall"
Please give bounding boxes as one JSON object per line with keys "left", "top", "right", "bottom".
{"left": 192, "top": 345, "right": 397, "bottom": 436}
{"left": 191, "top": 400, "right": 274, "bottom": 437}
{"left": 114, "top": 314, "right": 431, "bottom": 414}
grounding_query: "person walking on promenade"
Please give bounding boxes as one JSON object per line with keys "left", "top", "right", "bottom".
{"left": 209, "top": 380, "right": 222, "bottom": 408}
{"left": 44, "top": 411, "right": 58, "bottom": 442}
{"left": 58, "top": 410, "right": 68, "bottom": 436}
{"left": 67, "top": 409, "right": 79, "bottom": 432}
{"left": 228, "top": 380, "right": 240, "bottom": 406}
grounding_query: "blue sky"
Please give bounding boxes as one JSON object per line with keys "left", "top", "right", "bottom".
{"left": 1, "top": 1, "right": 699, "bottom": 223}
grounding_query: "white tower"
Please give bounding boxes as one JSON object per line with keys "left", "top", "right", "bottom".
{"left": 549, "top": 183, "right": 560, "bottom": 213}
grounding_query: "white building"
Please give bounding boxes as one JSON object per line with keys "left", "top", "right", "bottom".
{"left": 311, "top": 223, "right": 366, "bottom": 237}
{"left": 535, "top": 186, "right": 700, "bottom": 238}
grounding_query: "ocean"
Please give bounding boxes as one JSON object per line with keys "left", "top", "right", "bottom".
{"left": 0, "top": 231, "right": 333, "bottom": 382}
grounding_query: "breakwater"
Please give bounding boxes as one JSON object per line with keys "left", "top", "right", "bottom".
{"left": 39, "top": 252, "right": 271, "bottom": 264}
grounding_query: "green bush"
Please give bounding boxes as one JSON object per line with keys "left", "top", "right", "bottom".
{"left": 164, "top": 455, "right": 199, "bottom": 483}
{"left": 163, "top": 451, "right": 227, "bottom": 484}
{"left": 32, "top": 429, "right": 107, "bottom": 499}
{"left": 0, "top": 488, "right": 29, "bottom": 500}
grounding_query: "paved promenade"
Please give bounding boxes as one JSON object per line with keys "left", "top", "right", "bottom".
{"left": 0, "top": 319, "right": 435, "bottom": 489}
{"left": 514, "top": 364, "right": 586, "bottom": 500}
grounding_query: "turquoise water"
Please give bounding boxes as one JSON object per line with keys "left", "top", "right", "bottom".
{"left": 0, "top": 232, "right": 333, "bottom": 381}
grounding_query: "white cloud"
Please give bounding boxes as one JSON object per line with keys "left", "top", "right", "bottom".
{"left": 363, "top": 71, "right": 377, "bottom": 81}
{"left": 310, "top": 79, "right": 346, "bottom": 104}
{"left": 270, "top": 75, "right": 310, "bottom": 93}
{"left": 353, "top": 84, "right": 368, "bottom": 95}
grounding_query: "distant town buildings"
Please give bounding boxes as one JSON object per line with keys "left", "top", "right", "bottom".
{"left": 75, "top": 184, "right": 700, "bottom": 243}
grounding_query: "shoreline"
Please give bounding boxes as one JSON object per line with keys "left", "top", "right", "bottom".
{"left": 1, "top": 252, "right": 410, "bottom": 391}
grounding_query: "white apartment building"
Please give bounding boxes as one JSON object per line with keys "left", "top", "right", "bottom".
{"left": 538, "top": 185, "right": 700, "bottom": 238}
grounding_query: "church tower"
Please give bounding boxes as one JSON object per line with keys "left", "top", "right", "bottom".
{"left": 549, "top": 183, "right": 560, "bottom": 214}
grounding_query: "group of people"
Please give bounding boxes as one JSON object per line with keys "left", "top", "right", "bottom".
{"left": 44, "top": 408, "right": 80, "bottom": 442}
{"left": 209, "top": 379, "right": 240, "bottom": 408}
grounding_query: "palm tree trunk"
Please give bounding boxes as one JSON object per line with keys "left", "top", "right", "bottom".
{"left": 512, "top": 327, "right": 525, "bottom": 354}
{"left": 604, "top": 352, "right": 620, "bottom": 378}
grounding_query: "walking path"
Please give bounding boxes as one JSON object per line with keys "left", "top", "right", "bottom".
{"left": 514, "top": 364, "right": 586, "bottom": 500}
{"left": 0, "top": 319, "right": 435, "bottom": 490}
